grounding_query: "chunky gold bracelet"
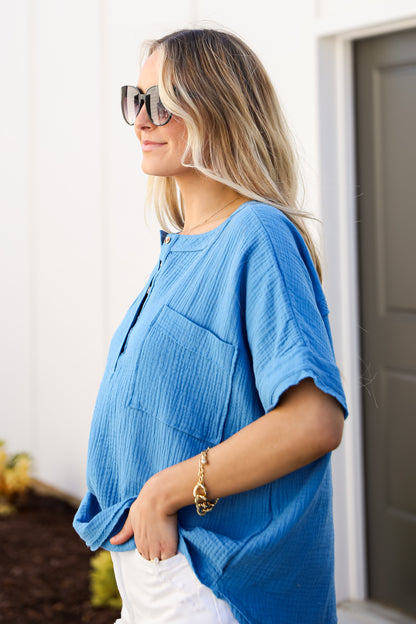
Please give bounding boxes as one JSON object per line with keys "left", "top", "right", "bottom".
{"left": 193, "top": 448, "right": 219, "bottom": 516}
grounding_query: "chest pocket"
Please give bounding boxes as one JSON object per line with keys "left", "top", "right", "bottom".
{"left": 128, "top": 305, "right": 237, "bottom": 445}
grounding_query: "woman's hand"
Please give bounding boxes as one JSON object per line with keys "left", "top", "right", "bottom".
{"left": 109, "top": 475, "right": 178, "bottom": 561}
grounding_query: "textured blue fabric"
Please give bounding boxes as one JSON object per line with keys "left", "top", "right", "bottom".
{"left": 73, "top": 201, "right": 347, "bottom": 624}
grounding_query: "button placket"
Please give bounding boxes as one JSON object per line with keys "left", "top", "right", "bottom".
{"left": 147, "top": 234, "right": 174, "bottom": 297}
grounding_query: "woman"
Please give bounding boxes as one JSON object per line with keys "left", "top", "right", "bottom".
{"left": 74, "top": 28, "right": 347, "bottom": 624}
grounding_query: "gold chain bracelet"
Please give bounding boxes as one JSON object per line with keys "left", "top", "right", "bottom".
{"left": 193, "top": 448, "right": 219, "bottom": 516}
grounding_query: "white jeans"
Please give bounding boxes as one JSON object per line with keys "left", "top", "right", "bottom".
{"left": 111, "top": 550, "right": 238, "bottom": 624}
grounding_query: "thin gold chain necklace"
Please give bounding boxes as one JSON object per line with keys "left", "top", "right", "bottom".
{"left": 181, "top": 196, "right": 240, "bottom": 235}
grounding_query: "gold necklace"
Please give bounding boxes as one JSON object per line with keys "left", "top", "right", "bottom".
{"left": 181, "top": 196, "right": 240, "bottom": 235}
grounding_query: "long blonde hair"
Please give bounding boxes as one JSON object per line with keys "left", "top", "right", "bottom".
{"left": 143, "top": 28, "right": 321, "bottom": 279}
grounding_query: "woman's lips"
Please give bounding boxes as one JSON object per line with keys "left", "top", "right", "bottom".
{"left": 142, "top": 141, "right": 166, "bottom": 151}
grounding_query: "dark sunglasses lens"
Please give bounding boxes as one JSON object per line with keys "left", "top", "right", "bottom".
{"left": 121, "top": 86, "right": 140, "bottom": 125}
{"left": 148, "top": 86, "right": 171, "bottom": 126}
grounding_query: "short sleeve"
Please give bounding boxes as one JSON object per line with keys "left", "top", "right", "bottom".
{"left": 244, "top": 208, "right": 347, "bottom": 416}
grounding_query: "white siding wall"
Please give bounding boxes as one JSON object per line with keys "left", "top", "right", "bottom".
{"left": 1, "top": 0, "right": 415, "bottom": 604}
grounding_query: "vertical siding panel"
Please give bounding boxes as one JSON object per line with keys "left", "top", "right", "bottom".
{"left": 0, "top": 0, "right": 32, "bottom": 452}
{"left": 32, "top": 0, "right": 104, "bottom": 495}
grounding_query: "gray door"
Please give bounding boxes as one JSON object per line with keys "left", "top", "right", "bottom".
{"left": 354, "top": 28, "right": 416, "bottom": 616}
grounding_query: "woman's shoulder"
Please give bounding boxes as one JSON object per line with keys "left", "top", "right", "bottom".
{"left": 226, "top": 200, "right": 309, "bottom": 258}
{"left": 224, "top": 200, "right": 322, "bottom": 296}
{"left": 232, "top": 199, "right": 290, "bottom": 224}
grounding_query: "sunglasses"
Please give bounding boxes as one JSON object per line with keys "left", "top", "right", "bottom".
{"left": 121, "top": 85, "right": 172, "bottom": 126}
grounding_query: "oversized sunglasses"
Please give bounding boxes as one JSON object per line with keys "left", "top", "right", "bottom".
{"left": 121, "top": 85, "right": 172, "bottom": 126}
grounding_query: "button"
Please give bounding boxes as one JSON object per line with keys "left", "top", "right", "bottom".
{"left": 164, "top": 236, "right": 171, "bottom": 244}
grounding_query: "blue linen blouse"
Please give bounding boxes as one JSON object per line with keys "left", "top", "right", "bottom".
{"left": 73, "top": 201, "right": 347, "bottom": 624}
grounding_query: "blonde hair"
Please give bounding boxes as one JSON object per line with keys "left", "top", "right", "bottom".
{"left": 143, "top": 28, "right": 321, "bottom": 279}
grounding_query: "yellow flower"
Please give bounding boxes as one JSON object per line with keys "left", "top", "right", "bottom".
{"left": 4, "top": 454, "right": 31, "bottom": 495}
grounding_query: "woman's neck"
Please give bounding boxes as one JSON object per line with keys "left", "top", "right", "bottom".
{"left": 176, "top": 174, "right": 246, "bottom": 235}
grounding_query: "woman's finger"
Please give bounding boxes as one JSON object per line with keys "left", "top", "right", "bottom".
{"left": 109, "top": 513, "right": 134, "bottom": 545}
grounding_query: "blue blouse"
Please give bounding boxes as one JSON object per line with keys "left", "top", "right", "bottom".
{"left": 74, "top": 201, "right": 347, "bottom": 624}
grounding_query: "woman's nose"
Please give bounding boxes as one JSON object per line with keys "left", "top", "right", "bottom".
{"left": 134, "top": 103, "right": 153, "bottom": 132}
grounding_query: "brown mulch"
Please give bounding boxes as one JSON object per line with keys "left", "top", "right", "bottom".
{"left": 0, "top": 489, "right": 120, "bottom": 624}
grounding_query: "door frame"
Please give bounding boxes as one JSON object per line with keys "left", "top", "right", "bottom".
{"left": 316, "top": 11, "right": 416, "bottom": 603}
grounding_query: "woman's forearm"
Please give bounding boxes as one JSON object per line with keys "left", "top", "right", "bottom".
{"left": 148, "top": 378, "right": 344, "bottom": 516}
